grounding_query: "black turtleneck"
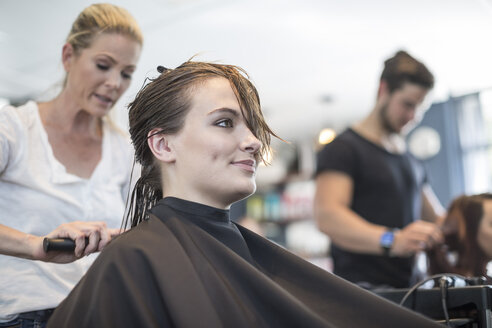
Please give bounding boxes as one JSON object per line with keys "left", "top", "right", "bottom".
{"left": 150, "top": 197, "right": 255, "bottom": 264}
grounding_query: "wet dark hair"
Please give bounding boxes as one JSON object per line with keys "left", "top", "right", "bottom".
{"left": 427, "top": 193, "right": 492, "bottom": 278}
{"left": 380, "top": 50, "right": 434, "bottom": 93}
{"left": 125, "top": 60, "right": 278, "bottom": 228}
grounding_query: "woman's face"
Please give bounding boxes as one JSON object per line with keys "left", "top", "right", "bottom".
{"left": 64, "top": 33, "right": 141, "bottom": 116}
{"left": 477, "top": 200, "right": 492, "bottom": 257}
{"left": 169, "top": 77, "right": 262, "bottom": 209}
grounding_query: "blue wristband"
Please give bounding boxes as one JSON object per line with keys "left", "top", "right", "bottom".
{"left": 380, "top": 230, "right": 396, "bottom": 256}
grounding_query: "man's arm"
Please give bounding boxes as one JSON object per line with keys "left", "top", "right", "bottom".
{"left": 314, "top": 171, "right": 442, "bottom": 256}
{"left": 314, "top": 172, "right": 386, "bottom": 254}
{"left": 421, "top": 184, "right": 446, "bottom": 224}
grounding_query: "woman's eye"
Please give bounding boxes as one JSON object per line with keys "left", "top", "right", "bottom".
{"left": 216, "top": 119, "right": 233, "bottom": 128}
{"left": 121, "top": 71, "right": 132, "bottom": 80}
{"left": 97, "top": 63, "right": 109, "bottom": 71}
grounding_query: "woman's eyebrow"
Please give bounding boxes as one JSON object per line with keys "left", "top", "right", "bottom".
{"left": 96, "top": 53, "right": 117, "bottom": 63}
{"left": 207, "top": 107, "right": 240, "bottom": 117}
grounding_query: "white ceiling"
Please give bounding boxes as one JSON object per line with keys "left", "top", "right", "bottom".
{"left": 1, "top": 0, "right": 492, "bottom": 142}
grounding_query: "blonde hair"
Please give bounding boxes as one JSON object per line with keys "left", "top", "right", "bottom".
{"left": 67, "top": 3, "right": 143, "bottom": 55}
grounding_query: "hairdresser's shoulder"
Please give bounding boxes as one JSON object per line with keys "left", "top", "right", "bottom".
{"left": 0, "top": 101, "right": 39, "bottom": 128}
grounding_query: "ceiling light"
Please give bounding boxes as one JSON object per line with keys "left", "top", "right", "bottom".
{"left": 318, "top": 128, "right": 336, "bottom": 145}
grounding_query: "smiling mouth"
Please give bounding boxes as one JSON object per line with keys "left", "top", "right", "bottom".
{"left": 232, "top": 160, "right": 256, "bottom": 173}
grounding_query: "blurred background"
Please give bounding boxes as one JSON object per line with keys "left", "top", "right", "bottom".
{"left": 2, "top": 0, "right": 492, "bottom": 264}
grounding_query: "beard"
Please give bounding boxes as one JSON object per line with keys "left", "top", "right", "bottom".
{"left": 379, "top": 101, "right": 399, "bottom": 134}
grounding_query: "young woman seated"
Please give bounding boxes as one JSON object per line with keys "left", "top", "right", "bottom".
{"left": 48, "top": 61, "right": 440, "bottom": 327}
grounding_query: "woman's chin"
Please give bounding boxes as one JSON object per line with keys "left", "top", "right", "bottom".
{"left": 229, "top": 186, "right": 256, "bottom": 204}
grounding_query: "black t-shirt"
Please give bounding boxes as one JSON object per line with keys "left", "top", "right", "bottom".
{"left": 316, "top": 128, "right": 427, "bottom": 288}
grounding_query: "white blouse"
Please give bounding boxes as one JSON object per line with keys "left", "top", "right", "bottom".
{"left": 0, "top": 101, "right": 134, "bottom": 319}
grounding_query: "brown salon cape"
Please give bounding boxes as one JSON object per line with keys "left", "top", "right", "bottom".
{"left": 48, "top": 197, "right": 440, "bottom": 327}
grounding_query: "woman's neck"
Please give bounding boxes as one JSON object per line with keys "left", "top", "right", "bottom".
{"left": 38, "top": 93, "right": 102, "bottom": 139}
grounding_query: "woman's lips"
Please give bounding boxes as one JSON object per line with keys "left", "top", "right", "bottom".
{"left": 94, "top": 94, "right": 114, "bottom": 106}
{"left": 232, "top": 159, "right": 256, "bottom": 173}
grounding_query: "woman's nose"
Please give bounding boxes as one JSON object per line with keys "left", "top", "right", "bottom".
{"left": 241, "top": 129, "right": 262, "bottom": 154}
{"left": 105, "top": 71, "right": 122, "bottom": 90}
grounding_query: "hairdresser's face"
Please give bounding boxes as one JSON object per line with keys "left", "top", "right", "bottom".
{"left": 379, "top": 82, "right": 428, "bottom": 134}
{"left": 477, "top": 200, "right": 492, "bottom": 257}
{"left": 63, "top": 33, "right": 141, "bottom": 116}
{"left": 170, "top": 77, "right": 262, "bottom": 209}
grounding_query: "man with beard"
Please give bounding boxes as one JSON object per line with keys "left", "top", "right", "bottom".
{"left": 314, "top": 50, "right": 445, "bottom": 289}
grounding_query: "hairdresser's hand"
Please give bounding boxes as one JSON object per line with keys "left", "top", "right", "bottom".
{"left": 391, "top": 220, "right": 443, "bottom": 257}
{"left": 31, "top": 221, "right": 121, "bottom": 263}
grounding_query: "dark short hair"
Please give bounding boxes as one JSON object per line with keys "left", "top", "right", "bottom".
{"left": 380, "top": 50, "right": 434, "bottom": 93}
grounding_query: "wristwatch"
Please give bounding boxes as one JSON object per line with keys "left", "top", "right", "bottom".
{"left": 380, "top": 229, "right": 396, "bottom": 256}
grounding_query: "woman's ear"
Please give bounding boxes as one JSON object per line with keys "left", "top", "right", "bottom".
{"left": 147, "top": 129, "right": 176, "bottom": 163}
{"left": 62, "top": 43, "right": 75, "bottom": 72}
